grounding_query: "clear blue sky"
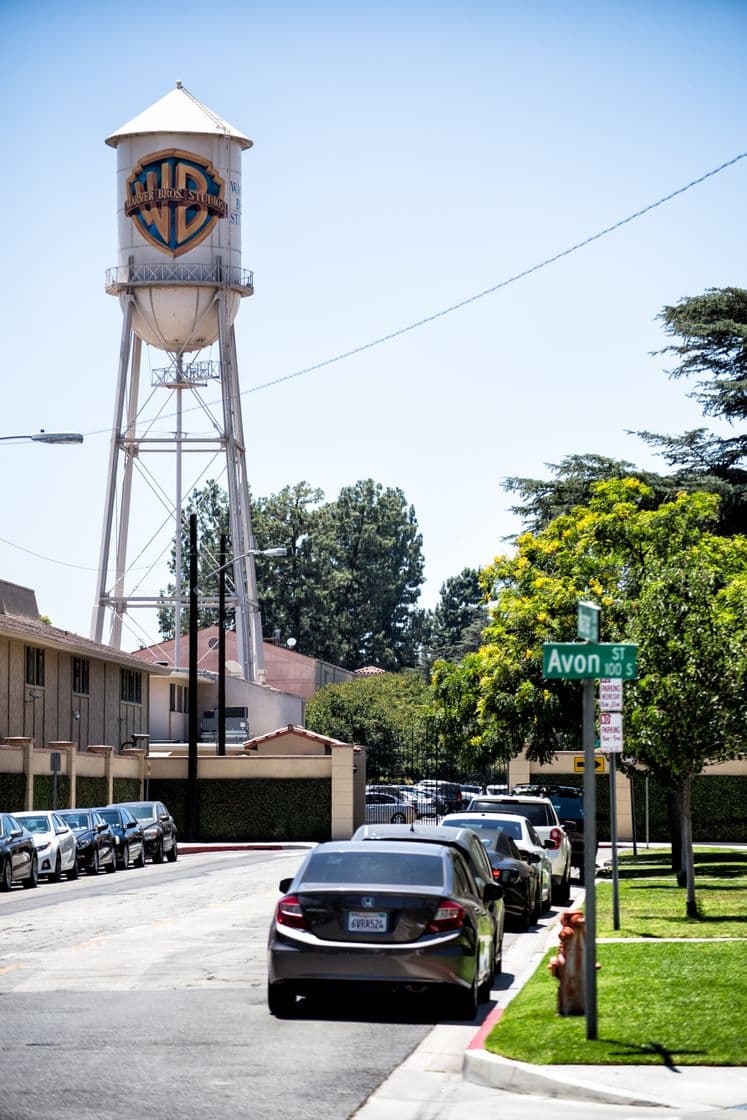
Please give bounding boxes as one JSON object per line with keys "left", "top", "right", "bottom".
{"left": 1, "top": 0, "right": 745, "bottom": 653}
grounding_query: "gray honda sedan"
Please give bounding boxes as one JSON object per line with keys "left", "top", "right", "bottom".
{"left": 267, "top": 839, "right": 501, "bottom": 1019}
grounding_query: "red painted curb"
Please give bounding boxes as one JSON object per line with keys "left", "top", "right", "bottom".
{"left": 468, "top": 1004, "right": 504, "bottom": 1049}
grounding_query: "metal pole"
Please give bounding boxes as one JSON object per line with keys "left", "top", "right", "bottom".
{"left": 610, "top": 754, "right": 620, "bottom": 930}
{"left": 630, "top": 767, "right": 638, "bottom": 856}
{"left": 218, "top": 533, "right": 226, "bottom": 757}
{"left": 645, "top": 774, "right": 650, "bottom": 848}
{"left": 582, "top": 678, "right": 597, "bottom": 1040}
{"left": 187, "top": 514, "right": 199, "bottom": 838}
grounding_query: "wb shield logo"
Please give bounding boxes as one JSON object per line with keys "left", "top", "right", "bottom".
{"left": 125, "top": 149, "right": 227, "bottom": 257}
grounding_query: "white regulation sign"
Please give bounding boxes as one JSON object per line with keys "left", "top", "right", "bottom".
{"left": 599, "top": 710, "right": 624, "bottom": 753}
{"left": 599, "top": 677, "right": 623, "bottom": 711}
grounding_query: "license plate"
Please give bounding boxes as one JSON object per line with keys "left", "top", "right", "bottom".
{"left": 346, "top": 910, "right": 387, "bottom": 933}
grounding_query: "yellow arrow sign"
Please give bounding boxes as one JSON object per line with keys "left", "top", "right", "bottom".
{"left": 573, "top": 755, "right": 605, "bottom": 774}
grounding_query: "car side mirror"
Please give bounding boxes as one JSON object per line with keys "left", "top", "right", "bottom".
{"left": 97, "top": 822, "right": 107, "bottom": 832}
{"left": 279, "top": 877, "right": 293, "bottom": 893}
{"left": 483, "top": 881, "right": 503, "bottom": 901}
{"left": 564, "top": 820, "right": 577, "bottom": 830}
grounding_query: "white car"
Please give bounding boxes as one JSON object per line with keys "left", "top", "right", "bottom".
{"left": 466, "top": 794, "right": 572, "bottom": 904}
{"left": 14, "top": 811, "right": 79, "bottom": 881}
{"left": 444, "top": 810, "right": 553, "bottom": 914}
{"left": 364, "top": 791, "right": 417, "bottom": 825}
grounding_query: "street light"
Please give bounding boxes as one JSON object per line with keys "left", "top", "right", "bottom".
{"left": 0, "top": 431, "right": 84, "bottom": 444}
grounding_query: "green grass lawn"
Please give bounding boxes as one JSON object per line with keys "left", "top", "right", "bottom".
{"left": 485, "top": 848, "right": 747, "bottom": 1066}
{"left": 596, "top": 849, "right": 747, "bottom": 938}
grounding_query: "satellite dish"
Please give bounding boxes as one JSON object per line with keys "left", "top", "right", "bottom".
{"left": 225, "top": 659, "right": 242, "bottom": 675}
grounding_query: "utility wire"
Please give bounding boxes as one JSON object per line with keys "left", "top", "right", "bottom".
{"left": 240, "top": 149, "right": 747, "bottom": 397}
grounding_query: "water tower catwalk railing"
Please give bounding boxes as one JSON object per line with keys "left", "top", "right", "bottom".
{"left": 105, "top": 263, "right": 254, "bottom": 293}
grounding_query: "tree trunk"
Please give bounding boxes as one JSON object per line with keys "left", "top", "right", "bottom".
{"left": 679, "top": 777, "right": 698, "bottom": 918}
{"left": 667, "top": 787, "right": 685, "bottom": 883}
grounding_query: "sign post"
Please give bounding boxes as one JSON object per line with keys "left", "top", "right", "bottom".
{"left": 599, "top": 686, "right": 624, "bottom": 930}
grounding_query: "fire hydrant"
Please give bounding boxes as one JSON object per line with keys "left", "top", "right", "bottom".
{"left": 548, "top": 910, "right": 592, "bottom": 1015}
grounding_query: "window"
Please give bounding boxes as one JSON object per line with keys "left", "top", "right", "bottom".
{"left": 72, "top": 656, "right": 89, "bottom": 695}
{"left": 25, "top": 646, "right": 45, "bottom": 686}
{"left": 169, "top": 683, "right": 188, "bottom": 713}
{"left": 120, "top": 668, "right": 142, "bottom": 704}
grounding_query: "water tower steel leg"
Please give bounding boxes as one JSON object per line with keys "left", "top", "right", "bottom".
{"left": 110, "top": 333, "right": 142, "bottom": 650}
{"left": 92, "top": 300, "right": 134, "bottom": 645}
{"left": 217, "top": 293, "right": 262, "bottom": 682}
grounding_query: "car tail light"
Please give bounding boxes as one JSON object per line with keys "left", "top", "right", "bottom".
{"left": 549, "top": 827, "right": 563, "bottom": 850}
{"left": 428, "top": 900, "right": 465, "bottom": 932}
{"left": 275, "top": 894, "right": 307, "bottom": 930}
{"left": 492, "top": 868, "right": 502, "bottom": 882}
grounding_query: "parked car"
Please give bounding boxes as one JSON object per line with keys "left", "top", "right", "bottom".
{"left": 0, "top": 813, "right": 39, "bottom": 890}
{"left": 14, "top": 810, "right": 78, "bottom": 881}
{"left": 460, "top": 784, "right": 483, "bottom": 802}
{"left": 94, "top": 805, "right": 146, "bottom": 869}
{"left": 367, "top": 785, "right": 439, "bottom": 818}
{"left": 267, "top": 839, "right": 502, "bottom": 1018}
{"left": 364, "top": 791, "right": 417, "bottom": 825}
{"left": 352, "top": 822, "right": 504, "bottom": 969}
{"left": 512, "top": 784, "right": 585, "bottom": 882}
{"left": 439, "top": 813, "right": 542, "bottom": 927}
{"left": 397, "top": 787, "right": 440, "bottom": 818}
{"left": 445, "top": 810, "right": 552, "bottom": 914}
{"left": 466, "top": 794, "right": 572, "bottom": 904}
{"left": 416, "top": 780, "right": 463, "bottom": 813}
{"left": 58, "top": 809, "right": 117, "bottom": 875}
{"left": 119, "top": 801, "right": 178, "bottom": 862}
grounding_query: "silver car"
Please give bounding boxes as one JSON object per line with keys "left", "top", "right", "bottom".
{"left": 364, "top": 791, "right": 417, "bottom": 825}
{"left": 14, "top": 810, "right": 78, "bottom": 881}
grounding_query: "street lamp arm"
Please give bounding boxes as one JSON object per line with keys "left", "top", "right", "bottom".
{"left": 0, "top": 431, "right": 84, "bottom": 445}
{"left": 202, "top": 547, "right": 287, "bottom": 580}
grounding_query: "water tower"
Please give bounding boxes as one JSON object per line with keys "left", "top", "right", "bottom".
{"left": 92, "top": 83, "right": 264, "bottom": 681}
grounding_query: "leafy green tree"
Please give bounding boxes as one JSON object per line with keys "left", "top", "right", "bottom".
{"left": 626, "top": 551, "right": 747, "bottom": 914}
{"left": 158, "top": 479, "right": 231, "bottom": 639}
{"left": 159, "top": 478, "right": 427, "bottom": 671}
{"left": 251, "top": 482, "right": 329, "bottom": 653}
{"left": 506, "top": 289, "right": 747, "bottom": 536}
{"left": 422, "top": 567, "right": 488, "bottom": 674}
{"left": 306, "top": 670, "right": 432, "bottom": 781}
{"left": 313, "top": 479, "right": 425, "bottom": 670}
{"left": 431, "top": 480, "right": 747, "bottom": 913}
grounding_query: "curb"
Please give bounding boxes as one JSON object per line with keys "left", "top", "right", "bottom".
{"left": 463, "top": 1050, "right": 681, "bottom": 1108}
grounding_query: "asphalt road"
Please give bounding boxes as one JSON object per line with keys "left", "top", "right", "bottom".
{"left": 0, "top": 848, "right": 490, "bottom": 1120}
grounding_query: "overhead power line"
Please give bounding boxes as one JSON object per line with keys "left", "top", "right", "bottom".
{"left": 243, "top": 149, "right": 747, "bottom": 397}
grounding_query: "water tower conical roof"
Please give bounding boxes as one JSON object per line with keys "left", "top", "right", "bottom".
{"left": 105, "top": 83, "right": 252, "bottom": 150}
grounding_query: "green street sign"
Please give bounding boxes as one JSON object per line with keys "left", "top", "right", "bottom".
{"left": 577, "top": 600, "right": 600, "bottom": 642}
{"left": 543, "top": 642, "right": 638, "bottom": 680}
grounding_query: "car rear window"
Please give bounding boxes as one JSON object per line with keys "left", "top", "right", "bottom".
{"left": 301, "top": 850, "right": 445, "bottom": 887}
{"left": 551, "top": 797, "right": 584, "bottom": 820}
{"left": 470, "top": 800, "right": 550, "bottom": 826}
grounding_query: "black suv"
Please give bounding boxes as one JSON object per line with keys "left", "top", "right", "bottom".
{"left": 513, "top": 784, "right": 585, "bottom": 882}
